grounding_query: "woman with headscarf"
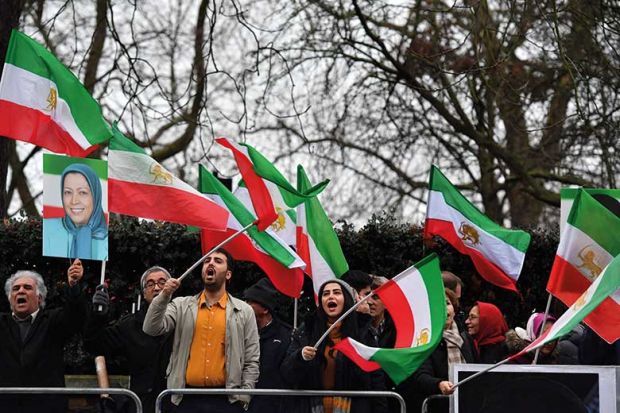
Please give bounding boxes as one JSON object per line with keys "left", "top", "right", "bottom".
{"left": 43, "top": 163, "right": 108, "bottom": 260}
{"left": 281, "top": 279, "right": 387, "bottom": 413}
{"left": 465, "top": 301, "right": 509, "bottom": 363}
{"left": 403, "top": 289, "right": 476, "bottom": 413}
{"left": 506, "top": 312, "right": 558, "bottom": 364}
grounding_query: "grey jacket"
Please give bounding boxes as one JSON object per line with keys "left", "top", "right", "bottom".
{"left": 143, "top": 291, "right": 260, "bottom": 407}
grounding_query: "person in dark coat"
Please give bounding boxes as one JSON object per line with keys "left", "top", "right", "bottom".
{"left": 465, "top": 301, "right": 508, "bottom": 363}
{"left": 281, "top": 279, "right": 387, "bottom": 413}
{"left": 404, "top": 289, "right": 475, "bottom": 413}
{"left": 0, "top": 260, "right": 86, "bottom": 413}
{"left": 84, "top": 266, "right": 174, "bottom": 413}
{"left": 244, "top": 278, "right": 292, "bottom": 413}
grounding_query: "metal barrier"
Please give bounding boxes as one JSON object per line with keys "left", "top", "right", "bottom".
{"left": 421, "top": 394, "right": 451, "bottom": 413}
{"left": 156, "top": 388, "right": 406, "bottom": 413}
{"left": 0, "top": 387, "right": 143, "bottom": 413}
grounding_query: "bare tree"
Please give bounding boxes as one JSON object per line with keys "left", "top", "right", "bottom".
{"left": 249, "top": 0, "right": 620, "bottom": 226}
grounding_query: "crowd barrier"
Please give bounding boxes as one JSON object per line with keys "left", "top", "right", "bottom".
{"left": 421, "top": 394, "right": 451, "bottom": 413}
{"left": 156, "top": 388, "right": 406, "bottom": 413}
{"left": 0, "top": 387, "right": 143, "bottom": 413}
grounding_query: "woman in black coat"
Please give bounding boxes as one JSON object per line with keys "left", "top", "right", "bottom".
{"left": 403, "top": 289, "right": 475, "bottom": 413}
{"left": 281, "top": 279, "right": 387, "bottom": 413}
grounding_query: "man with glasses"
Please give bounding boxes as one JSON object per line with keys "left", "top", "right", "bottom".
{"left": 84, "top": 266, "right": 174, "bottom": 412}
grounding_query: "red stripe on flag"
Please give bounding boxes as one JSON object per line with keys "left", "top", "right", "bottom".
{"left": 296, "top": 225, "right": 313, "bottom": 277}
{"left": 109, "top": 179, "right": 228, "bottom": 232}
{"left": 0, "top": 100, "right": 98, "bottom": 157}
{"left": 216, "top": 138, "right": 277, "bottom": 231}
{"left": 376, "top": 279, "right": 415, "bottom": 347}
{"left": 547, "top": 255, "right": 620, "bottom": 343}
{"left": 201, "top": 228, "right": 303, "bottom": 298}
{"left": 334, "top": 338, "right": 381, "bottom": 372}
{"left": 424, "top": 218, "right": 519, "bottom": 293}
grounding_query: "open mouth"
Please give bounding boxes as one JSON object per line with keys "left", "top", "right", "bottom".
{"left": 326, "top": 301, "right": 338, "bottom": 310}
{"left": 206, "top": 267, "right": 215, "bottom": 277}
{"left": 16, "top": 297, "right": 27, "bottom": 305}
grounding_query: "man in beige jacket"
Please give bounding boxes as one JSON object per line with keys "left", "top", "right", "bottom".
{"left": 143, "top": 249, "right": 259, "bottom": 412}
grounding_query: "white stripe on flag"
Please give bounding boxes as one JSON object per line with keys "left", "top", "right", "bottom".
{"left": 348, "top": 338, "right": 379, "bottom": 360}
{"left": 427, "top": 190, "right": 525, "bottom": 279}
{"left": 0, "top": 64, "right": 92, "bottom": 149}
{"left": 557, "top": 224, "right": 620, "bottom": 304}
{"left": 395, "top": 268, "right": 432, "bottom": 346}
{"left": 298, "top": 203, "right": 337, "bottom": 293}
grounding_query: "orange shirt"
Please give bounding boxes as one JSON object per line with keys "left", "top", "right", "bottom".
{"left": 185, "top": 292, "right": 227, "bottom": 387}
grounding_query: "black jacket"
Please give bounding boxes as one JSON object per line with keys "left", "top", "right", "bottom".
{"left": 0, "top": 283, "right": 86, "bottom": 413}
{"left": 83, "top": 304, "right": 173, "bottom": 413}
{"left": 281, "top": 315, "right": 388, "bottom": 413}
{"left": 248, "top": 317, "right": 292, "bottom": 413}
{"left": 402, "top": 332, "right": 475, "bottom": 413}
{"left": 478, "top": 340, "right": 508, "bottom": 364}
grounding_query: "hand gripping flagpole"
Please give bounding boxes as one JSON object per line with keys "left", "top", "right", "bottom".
{"left": 96, "top": 260, "right": 106, "bottom": 313}
{"left": 313, "top": 291, "right": 374, "bottom": 349}
{"left": 177, "top": 220, "right": 257, "bottom": 282}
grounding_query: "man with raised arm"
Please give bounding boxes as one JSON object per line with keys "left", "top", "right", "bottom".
{"left": 143, "top": 249, "right": 260, "bottom": 412}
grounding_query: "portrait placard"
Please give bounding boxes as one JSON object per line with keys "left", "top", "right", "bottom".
{"left": 42, "top": 153, "right": 108, "bottom": 261}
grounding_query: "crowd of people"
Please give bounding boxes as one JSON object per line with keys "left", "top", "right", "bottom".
{"left": 1, "top": 253, "right": 618, "bottom": 413}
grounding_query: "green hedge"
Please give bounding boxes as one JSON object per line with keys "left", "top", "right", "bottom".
{"left": 0, "top": 213, "right": 560, "bottom": 373}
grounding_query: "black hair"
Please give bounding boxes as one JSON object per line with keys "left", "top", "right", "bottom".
{"left": 341, "top": 270, "right": 372, "bottom": 293}
{"left": 309, "top": 280, "right": 359, "bottom": 365}
{"left": 213, "top": 248, "right": 234, "bottom": 273}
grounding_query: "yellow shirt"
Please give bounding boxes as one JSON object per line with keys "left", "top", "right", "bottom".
{"left": 185, "top": 292, "right": 227, "bottom": 387}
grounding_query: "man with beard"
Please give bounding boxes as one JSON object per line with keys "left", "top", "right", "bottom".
{"left": 84, "top": 266, "right": 174, "bottom": 413}
{"left": 0, "top": 260, "right": 86, "bottom": 413}
{"left": 144, "top": 249, "right": 259, "bottom": 413}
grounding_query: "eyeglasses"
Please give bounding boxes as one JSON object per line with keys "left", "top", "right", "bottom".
{"left": 145, "top": 279, "right": 167, "bottom": 290}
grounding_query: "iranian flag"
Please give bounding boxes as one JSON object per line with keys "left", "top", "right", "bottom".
{"left": 108, "top": 124, "right": 228, "bottom": 231}
{"left": 334, "top": 254, "right": 446, "bottom": 385}
{"left": 513, "top": 252, "right": 620, "bottom": 359}
{"left": 216, "top": 138, "right": 328, "bottom": 231}
{"left": 199, "top": 165, "right": 304, "bottom": 298}
{"left": 547, "top": 189, "right": 620, "bottom": 343}
{"left": 424, "top": 166, "right": 531, "bottom": 292}
{"left": 296, "top": 165, "right": 349, "bottom": 297}
{"left": 0, "top": 30, "right": 111, "bottom": 157}
{"left": 234, "top": 180, "right": 297, "bottom": 246}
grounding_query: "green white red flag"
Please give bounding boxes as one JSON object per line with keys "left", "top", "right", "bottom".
{"left": 547, "top": 189, "right": 620, "bottom": 343}
{"left": 513, "top": 252, "right": 620, "bottom": 359}
{"left": 108, "top": 124, "right": 228, "bottom": 231}
{"left": 199, "top": 165, "right": 305, "bottom": 298}
{"left": 0, "top": 30, "right": 111, "bottom": 157}
{"left": 335, "top": 254, "right": 446, "bottom": 385}
{"left": 234, "top": 180, "right": 298, "bottom": 246}
{"left": 424, "top": 166, "right": 531, "bottom": 292}
{"left": 216, "top": 138, "right": 328, "bottom": 231}
{"left": 296, "top": 165, "right": 349, "bottom": 297}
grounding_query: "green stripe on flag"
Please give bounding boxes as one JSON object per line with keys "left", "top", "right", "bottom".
{"left": 560, "top": 188, "right": 620, "bottom": 200}
{"left": 568, "top": 190, "right": 620, "bottom": 256}
{"left": 243, "top": 143, "right": 330, "bottom": 207}
{"left": 297, "top": 165, "right": 348, "bottom": 277}
{"left": 43, "top": 154, "right": 108, "bottom": 178}
{"left": 200, "top": 165, "right": 297, "bottom": 268}
{"left": 6, "top": 30, "right": 111, "bottom": 143}
{"left": 109, "top": 123, "right": 146, "bottom": 154}
{"left": 429, "top": 165, "right": 530, "bottom": 253}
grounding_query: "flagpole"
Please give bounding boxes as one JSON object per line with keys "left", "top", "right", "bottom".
{"left": 177, "top": 220, "right": 256, "bottom": 282}
{"left": 313, "top": 291, "right": 374, "bottom": 348}
{"left": 293, "top": 298, "right": 299, "bottom": 331}
{"left": 532, "top": 293, "right": 553, "bottom": 364}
